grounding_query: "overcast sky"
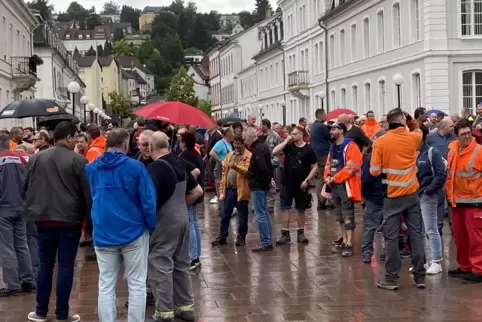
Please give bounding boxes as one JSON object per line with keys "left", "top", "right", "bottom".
{"left": 49, "top": 0, "right": 278, "bottom": 14}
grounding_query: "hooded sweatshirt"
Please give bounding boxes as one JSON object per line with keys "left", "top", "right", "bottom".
{"left": 86, "top": 136, "right": 106, "bottom": 163}
{"left": 85, "top": 151, "right": 157, "bottom": 247}
{"left": 361, "top": 119, "right": 381, "bottom": 140}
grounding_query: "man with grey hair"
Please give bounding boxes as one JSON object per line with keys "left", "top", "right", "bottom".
{"left": 85, "top": 128, "right": 157, "bottom": 322}
{"left": 0, "top": 133, "right": 35, "bottom": 297}
{"left": 135, "top": 129, "right": 155, "bottom": 167}
{"left": 147, "top": 131, "right": 203, "bottom": 322}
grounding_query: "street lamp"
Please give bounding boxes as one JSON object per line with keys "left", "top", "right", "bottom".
{"left": 93, "top": 107, "right": 99, "bottom": 125}
{"left": 316, "top": 91, "right": 326, "bottom": 110}
{"left": 99, "top": 111, "right": 105, "bottom": 124}
{"left": 80, "top": 96, "right": 89, "bottom": 122}
{"left": 393, "top": 73, "right": 405, "bottom": 109}
{"left": 87, "top": 103, "right": 95, "bottom": 123}
{"left": 279, "top": 100, "right": 286, "bottom": 126}
{"left": 67, "top": 81, "right": 80, "bottom": 116}
{"left": 258, "top": 104, "right": 264, "bottom": 118}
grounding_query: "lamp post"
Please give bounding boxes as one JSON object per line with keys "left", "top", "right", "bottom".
{"left": 99, "top": 111, "right": 105, "bottom": 125}
{"left": 280, "top": 100, "right": 287, "bottom": 126}
{"left": 87, "top": 103, "right": 95, "bottom": 123}
{"left": 93, "top": 107, "right": 99, "bottom": 125}
{"left": 393, "top": 73, "right": 405, "bottom": 109}
{"left": 67, "top": 81, "right": 80, "bottom": 117}
{"left": 316, "top": 91, "right": 326, "bottom": 110}
{"left": 80, "top": 96, "right": 89, "bottom": 122}
{"left": 258, "top": 104, "right": 264, "bottom": 119}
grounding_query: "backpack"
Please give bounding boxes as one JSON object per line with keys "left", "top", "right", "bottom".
{"left": 428, "top": 147, "right": 448, "bottom": 175}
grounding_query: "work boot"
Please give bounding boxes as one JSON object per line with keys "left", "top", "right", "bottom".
{"left": 175, "top": 305, "right": 195, "bottom": 321}
{"left": 377, "top": 280, "right": 398, "bottom": 290}
{"left": 55, "top": 314, "right": 80, "bottom": 322}
{"left": 448, "top": 267, "right": 468, "bottom": 278}
{"left": 211, "top": 236, "right": 227, "bottom": 246}
{"left": 276, "top": 230, "right": 291, "bottom": 245}
{"left": 297, "top": 229, "right": 309, "bottom": 244}
{"left": 235, "top": 235, "right": 246, "bottom": 246}
{"left": 150, "top": 310, "right": 175, "bottom": 322}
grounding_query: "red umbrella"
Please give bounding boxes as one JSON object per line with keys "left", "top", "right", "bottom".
{"left": 133, "top": 101, "right": 215, "bottom": 128}
{"left": 327, "top": 108, "right": 357, "bottom": 120}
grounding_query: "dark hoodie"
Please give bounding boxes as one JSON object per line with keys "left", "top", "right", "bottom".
{"left": 361, "top": 146, "right": 383, "bottom": 205}
{"left": 85, "top": 151, "right": 157, "bottom": 247}
{"left": 248, "top": 138, "right": 273, "bottom": 191}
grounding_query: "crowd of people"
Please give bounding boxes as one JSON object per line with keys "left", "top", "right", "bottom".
{"left": 0, "top": 104, "right": 481, "bottom": 321}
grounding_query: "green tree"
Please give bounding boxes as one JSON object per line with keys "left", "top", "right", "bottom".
{"left": 198, "top": 99, "right": 211, "bottom": 116}
{"left": 254, "top": 0, "right": 273, "bottom": 21}
{"left": 151, "top": 12, "right": 177, "bottom": 40}
{"left": 85, "top": 45, "right": 96, "bottom": 56}
{"left": 137, "top": 39, "right": 156, "bottom": 64}
{"left": 97, "top": 44, "right": 104, "bottom": 57}
{"left": 57, "top": 11, "right": 70, "bottom": 22}
{"left": 66, "top": 1, "right": 87, "bottom": 22}
{"left": 189, "top": 16, "right": 213, "bottom": 51}
{"left": 169, "top": 0, "right": 185, "bottom": 15}
{"left": 224, "top": 20, "right": 234, "bottom": 33}
{"left": 85, "top": 7, "right": 102, "bottom": 29}
{"left": 113, "top": 39, "right": 137, "bottom": 56}
{"left": 73, "top": 47, "right": 81, "bottom": 59}
{"left": 101, "top": 1, "right": 120, "bottom": 15}
{"left": 159, "top": 34, "right": 184, "bottom": 69}
{"left": 27, "top": 0, "right": 54, "bottom": 20}
{"left": 165, "top": 66, "right": 198, "bottom": 107}
{"left": 109, "top": 91, "right": 133, "bottom": 118}
{"left": 239, "top": 10, "right": 256, "bottom": 28}
{"left": 120, "top": 5, "right": 141, "bottom": 30}
{"left": 103, "top": 40, "right": 113, "bottom": 56}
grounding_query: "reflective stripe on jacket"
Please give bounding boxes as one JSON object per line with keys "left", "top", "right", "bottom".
{"left": 324, "top": 141, "right": 362, "bottom": 202}
{"left": 446, "top": 138, "right": 482, "bottom": 206}
{"left": 370, "top": 125, "right": 422, "bottom": 198}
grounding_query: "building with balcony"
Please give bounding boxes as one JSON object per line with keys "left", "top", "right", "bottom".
{"left": 0, "top": 0, "right": 43, "bottom": 129}
{"left": 277, "top": 0, "right": 482, "bottom": 121}
{"left": 33, "top": 13, "right": 85, "bottom": 120}
{"left": 207, "top": 42, "right": 222, "bottom": 119}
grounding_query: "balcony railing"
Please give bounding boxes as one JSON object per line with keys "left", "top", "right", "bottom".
{"left": 11, "top": 57, "right": 38, "bottom": 77}
{"left": 288, "top": 70, "right": 309, "bottom": 88}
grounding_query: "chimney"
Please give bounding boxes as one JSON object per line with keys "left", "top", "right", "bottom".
{"left": 265, "top": 8, "right": 272, "bottom": 19}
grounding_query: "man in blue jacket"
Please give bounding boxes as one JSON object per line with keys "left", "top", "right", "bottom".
{"left": 361, "top": 133, "right": 384, "bottom": 263}
{"left": 417, "top": 126, "right": 447, "bottom": 275}
{"left": 86, "top": 128, "right": 157, "bottom": 322}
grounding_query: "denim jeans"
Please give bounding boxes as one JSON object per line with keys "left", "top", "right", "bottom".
{"left": 361, "top": 200, "right": 383, "bottom": 258}
{"left": 0, "top": 216, "right": 35, "bottom": 290}
{"left": 96, "top": 230, "right": 149, "bottom": 322}
{"left": 214, "top": 162, "right": 224, "bottom": 216}
{"left": 220, "top": 189, "right": 248, "bottom": 238}
{"left": 36, "top": 224, "right": 82, "bottom": 320}
{"left": 251, "top": 190, "right": 272, "bottom": 246}
{"left": 187, "top": 205, "right": 201, "bottom": 260}
{"left": 420, "top": 192, "right": 443, "bottom": 261}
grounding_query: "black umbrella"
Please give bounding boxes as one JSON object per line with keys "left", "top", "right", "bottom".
{"left": 37, "top": 114, "right": 80, "bottom": 130}
{"left": 0, "top": 99, "right": 68, "bottom": 119}
{"left": 217, "top": 116, "right": 241, "bottom": 126}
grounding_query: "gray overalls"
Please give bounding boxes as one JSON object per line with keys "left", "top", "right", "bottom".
{"left": 148, "top": 160, "right": 194, "bottom": 320}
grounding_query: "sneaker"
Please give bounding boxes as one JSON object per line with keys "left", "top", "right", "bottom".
{"left": 21, "top": 282, "right": 36, "bottom": 293}
{"left": 235, "top": 235, "right": 246, "bottom": 246}
{"left": 342, "top": 244, "right": 353, "bottom": 257}
{"left": 332, "top": 237, "right": 343, "bottom": 245}
{"left": 332, "top": 243, "right": 345, "bottom": 253}
{"left": 27, "top": 312, "right": 47, "bottom": 322}
{"left": 412, "top": 276, "right": 426, "bottom": 288}
{"left": 400, "top": 248, "right": 411, "bottom": 258}
{"left": 409, "top": 263, "right": 429, "bottom": 273}
{"left": 189, "top": 259, "right": 201, "bottom": 271}
{"left": 56, "top": 315, "right": 81, "bottom": 322}
{"left": 252, "top": 244, "right": 274, "bottom": 252}
{"left": 211, "top": 236, "right": 227, "bottom": 246}
{"left": 0, "top": 288, "right": 21, "bottom": 297}
{"left": 297, "top": 230, "right": 309, "bottom": 244}
{"left": 448, "top": 267, "right": 467, "bottom": 277}
{"left": 426, "top": 262, "right": 443, "bottom": 275}
{"left": 209, "top": 196, "right": 218, "bottom": 204}
{"left": 276, "top": 230, "right": 291, "bottom": 245}
{"left": 377, "top": 280, "right": 398, "bottom": 290}
{"left": 362, "top": 256, "right": 371, "bottom": 264}
{"left": 462, "top": 272, "right": 482, "bottom": 283}
{"left": 232, "top": 207, "right": 238, "bottom": 216}
{"left": 380, "top": 253, "right": 386, "bottom": 261}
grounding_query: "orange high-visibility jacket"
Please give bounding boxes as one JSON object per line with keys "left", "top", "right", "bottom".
{"left": 361, "top": 120, "right": 381, "bottom": 140}
{"left": 86, "top": 136, "right": 106, "bottom": 163}
{"left": 324, "top": 140, "right": 362, "bottom": 202}
{"left": 370, "top": 123, "right": 422, "bottom": 198}
{"left": 9, "top": 140, "right": 17, "bottom": 151}
{"left": 446, "top": 138, "right": 482, "bottom": 207}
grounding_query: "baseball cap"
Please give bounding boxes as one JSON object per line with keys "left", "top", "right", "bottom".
{"left": 328, "top": 122, "right": 347, "bottom": 132}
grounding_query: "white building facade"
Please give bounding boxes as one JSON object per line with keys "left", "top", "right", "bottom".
{"left": 34, "top": 16, "right": 85, "bottom": 119}
{"left": 277, "top": 0, "right": 482, "bottom": 123}
{"left": 0, "top": 0, "right": 41, "bottom": 129}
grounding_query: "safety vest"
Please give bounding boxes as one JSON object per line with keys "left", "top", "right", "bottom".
{"left": 446, "top": 138, "right": 482, "bottom": 206}
{"left": 370, "top": 126, "right": 422, "bottom": 198}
